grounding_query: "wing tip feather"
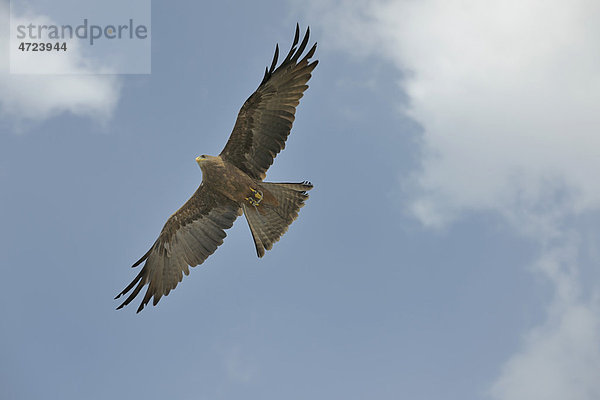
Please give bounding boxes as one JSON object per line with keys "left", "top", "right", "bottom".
{"left": 260, "top": 25, "right": 317, "bottom": 87}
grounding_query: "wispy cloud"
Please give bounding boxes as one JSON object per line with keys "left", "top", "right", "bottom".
{"left": 302, "top": 0, "right": 600, "bottom": 398}
{"left": 491, "top": 302, "right": 600, "bottom": 400}
{"left": 491, "top": 237, "right": 600, "bottom": 400}
{"left": 0, "top": 2, "right": 121, "bottom": 123}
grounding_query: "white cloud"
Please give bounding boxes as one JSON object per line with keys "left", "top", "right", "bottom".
{"left": 302, "top": 0, "right": 600, "bottom": 398}
{"left": 491, "top": 304, "right": 600, "bottom": 400}
{"left": 0, "top": 2, "right": 121, "bottom": 123}
{"left": 378, "top": 0, "right": 600, "bottom": 231}
{"left": 305, "top": 0, "right": 600, "bottom": 229}
{"left": 491, "top": 238, "right": 600, "bottom": 400}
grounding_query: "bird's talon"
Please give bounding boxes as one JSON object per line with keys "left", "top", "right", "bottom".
{"left": 247, "top": 188, "right": 263, "bottom": 206}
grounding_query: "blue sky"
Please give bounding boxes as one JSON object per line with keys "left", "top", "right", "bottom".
{"left": 2, "top": 1, "right": 600, "bottom": 399}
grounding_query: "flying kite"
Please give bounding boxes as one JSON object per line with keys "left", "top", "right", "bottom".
{"left": 116, "top": 25, "right": 318, "bottom": 312}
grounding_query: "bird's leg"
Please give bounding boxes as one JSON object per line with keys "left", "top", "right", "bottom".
{"left": 245, "top": 187, "right": 263, "bottom": 207}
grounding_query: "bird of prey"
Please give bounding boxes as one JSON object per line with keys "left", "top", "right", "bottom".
{"left": 115, "top": 25, "right": 318, "bottom": 313}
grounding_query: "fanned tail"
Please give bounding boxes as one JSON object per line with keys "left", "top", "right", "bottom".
{"left": 243, "top": 181, "right": 313, "bottom": 257}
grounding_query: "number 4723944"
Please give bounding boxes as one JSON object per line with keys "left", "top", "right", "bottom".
{"left": 18, "top": 42, "right": 67, "bottom": 51}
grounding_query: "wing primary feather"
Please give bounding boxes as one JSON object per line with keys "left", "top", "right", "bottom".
{"left": 270, "top": 44, "right": 279, "bottom": 72}
{"left": 293, "top": 23, "right": 300, "bottom": 48}
{"left": 139, "top": 285, "right": 154, "bottom": 313}
{"left": 304, "top": 43, "right": 317, "bottom": 62}
{"left": 292, "top": 27, "right": 310, "bottom": 63}
{"left": 115, "top": 267, "right": 147, "bottom": 308}
{"left": 131, "top": 245, "right": 153, "bottom": 268}
{"left": 260, "top": 44, "right": 280, "bottom": 86}
{"left": 283, "top": 24, "right": 301, "bottom": 63}
{"left": 115, "top": 261, "right": 148, "bottom": 300}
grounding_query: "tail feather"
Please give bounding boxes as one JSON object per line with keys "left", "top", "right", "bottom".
{"left": 243, "top": 181, "right": 313, "bottom": 257}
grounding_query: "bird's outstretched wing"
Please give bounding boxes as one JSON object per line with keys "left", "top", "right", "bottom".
{"left": 220, "top": 24, "right": 318, "bottom": 180}
{"left": 115, "top": 184, "right": 240, "bottom": 313}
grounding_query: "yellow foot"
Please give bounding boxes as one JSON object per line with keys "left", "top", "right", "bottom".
{"left": 245, "top": 188, "right": 263, "bottom": 206}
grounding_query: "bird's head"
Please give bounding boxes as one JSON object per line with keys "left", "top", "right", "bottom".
{"left": 195, "top": 154, "right": 216, "bottom": 169}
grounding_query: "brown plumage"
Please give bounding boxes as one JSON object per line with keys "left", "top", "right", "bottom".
{"left": 116, "top": 25, "right": 317, "bottom": 313}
